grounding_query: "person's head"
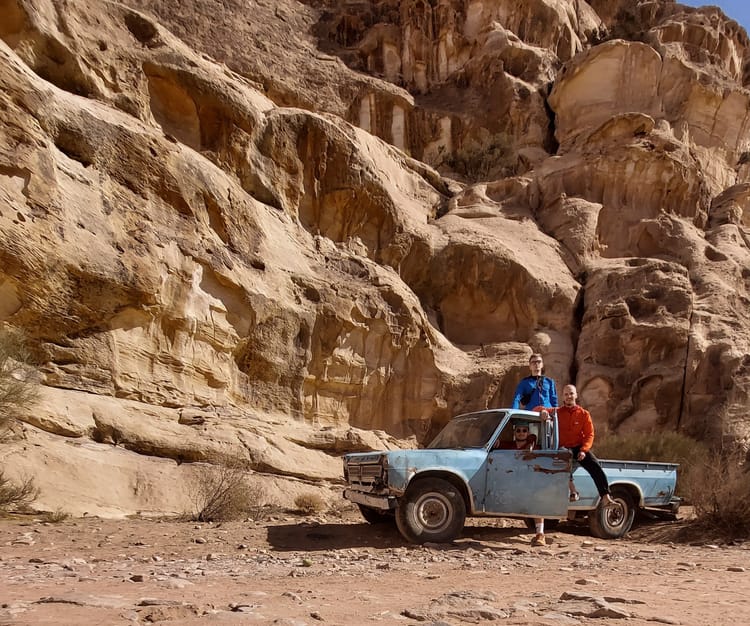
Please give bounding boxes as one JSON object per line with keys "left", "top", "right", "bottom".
{"left": 513, "top": 420, "right": 530, "bottom": 442}
{"left": 528, "top": 353, "right": 544, "bottom": 376}
{"left": 562, "top": 384, "right": 578, "bottom": 407}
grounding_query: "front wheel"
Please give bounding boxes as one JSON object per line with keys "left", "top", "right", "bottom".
{"left": 589, "top": 487, "right": 636, "bottom": 539}
{"left": 395, "top": 477, "right": 466, "bottom": 544}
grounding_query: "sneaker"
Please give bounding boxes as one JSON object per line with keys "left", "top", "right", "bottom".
{"left": 569, "top": 491, "right": 580, "bottom": 502}
{"left": 531, "top": 533, "right": 546, "bottom": 546}
{"left": 600, "top": 494, "right": 616, "bottom": 506}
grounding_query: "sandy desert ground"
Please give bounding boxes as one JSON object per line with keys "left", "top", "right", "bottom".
{"left": 2, "top": 505, "right": 749, "bottom": 626}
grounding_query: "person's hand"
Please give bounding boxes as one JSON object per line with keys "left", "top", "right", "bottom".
{"left": 577, "top": 451, "right": 586, "bottom": 461}
{"left": 540, "top": 410, "right": 551, "bottom": 421}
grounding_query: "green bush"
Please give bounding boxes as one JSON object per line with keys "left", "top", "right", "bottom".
{"left": 595, "top": 430, "right": 707, "bottom": 463}
{"left": 594, "top": 431, "right": 708, "bottom": 499}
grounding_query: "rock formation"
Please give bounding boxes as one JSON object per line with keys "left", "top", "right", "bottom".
{"left": 1, "top": 0, "right": 749, "bottom": 516}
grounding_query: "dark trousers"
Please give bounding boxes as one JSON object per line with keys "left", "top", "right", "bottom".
{"left": 570, "top": 447, "right": 611, "bottom": 497}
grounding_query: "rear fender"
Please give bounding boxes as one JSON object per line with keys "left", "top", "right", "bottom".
{"left": 608, "top": 481, "right": 643, "bottom": 507}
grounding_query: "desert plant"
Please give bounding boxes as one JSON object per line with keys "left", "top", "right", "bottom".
{"left": 445, "top": 131, "right": 516, "bottom": 181}
{"left": 0, "top": 471, "right": 39, "bottom": 511}
{"left": 187, "top": 457, "right": 268, "bottom": 522}
{"left": 594, "top": 431, "right": 708, "bottom": 498}
{"left": 683, "top": 450, "right": 750, "bottom": 538}
{"left": 0, "top": 327, "right": 39, "bottom": 432}
{"left": 294, "top": 492, "right": 326, "bottom": 515}
{"left": 0, "top": 329, "right": 40, "bottom": 512}
{"left": 41, "top": 508, "right": 70, "bottom": 523}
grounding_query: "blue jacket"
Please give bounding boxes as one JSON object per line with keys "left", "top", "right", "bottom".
{"left": 512, "top": 376, "right": 558, "bottom": 409}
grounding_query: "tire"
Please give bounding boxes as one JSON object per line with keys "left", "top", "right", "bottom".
{"left": 523, "top": 518, "right": 560, "bottom": 531}
{"left": 395, "top": 477, "right": 466, "bottom": 544}
{"left": 357, "top": 504, "right": 393, "bottom": 525}
{"left": 589, "top": 487, "right": 636, "bottom": 539}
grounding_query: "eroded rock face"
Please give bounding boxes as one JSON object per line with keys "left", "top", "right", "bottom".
{"left": 549, "top": 39, "right": 750, "bottom": 198}
{"left": 576, "top": 259, "right": 693, "bottom": 433}
{"left": 1, "top": 0, "right": 750, "bottom": 515}
{"left": 541, "top": 4, "right": 750, "bottom": 449}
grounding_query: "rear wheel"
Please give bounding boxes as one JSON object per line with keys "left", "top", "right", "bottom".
{"left": 395, "top": 477, "right": 466, "bottom": 544}
{"left": 357, "top": 504, "right": 393, "bottom": 524}
{"left": 589, "top": 487, "right": 636, "bottom": 539}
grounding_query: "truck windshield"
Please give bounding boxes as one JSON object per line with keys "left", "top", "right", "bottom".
{"left": 426, "top": 411, "right": 506, "bottom": 449}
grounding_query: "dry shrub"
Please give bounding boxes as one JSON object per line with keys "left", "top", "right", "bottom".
{"left": 0, "top": 327, "right": 39, "bottom": 419}
{"left": 187, "top": 457, "right": 268, "bottom": 522}
{"left": 594, "top": 431, "right": 708, "bottom": 498}
{"left": 0, "top": 471, "right": 39, "bottom": 511}
{"left": 41, "top": 508, "right": 70, "bottom": 523}
{"left": 683, "top": 451, "right": 750, "bottom": 538}
{"left": 0, "top": 327, "right": 39, "bottom": 442}
{"left": 446, "top": 131, "right": 516, "bottom": 181}
{"left": 0, "top": 329, "right": 40, "bottom": 513}
{"left": 294, "top": 492, "right": 326, "bottom": 515}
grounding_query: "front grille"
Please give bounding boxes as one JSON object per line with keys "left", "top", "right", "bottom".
{"left": 345, "top": 460, "right": 384, "bottom": 490}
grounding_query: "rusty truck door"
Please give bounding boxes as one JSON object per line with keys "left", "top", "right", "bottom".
{"left": 484, "top": 445, "right": 571, "bottom": 518}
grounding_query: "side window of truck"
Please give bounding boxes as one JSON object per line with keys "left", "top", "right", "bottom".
{"left": 493, "top": 425, "right": 515, "bottom": 449}
{"left": 493, "top": 421, "right": 540, "bottom": 449}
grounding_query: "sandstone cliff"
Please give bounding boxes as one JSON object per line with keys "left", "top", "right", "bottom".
{"left": 1, "top": 0, "right": 749, "bottom": 516}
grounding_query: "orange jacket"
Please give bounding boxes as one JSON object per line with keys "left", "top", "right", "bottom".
{"left": 537, "top": 404, "right": 595, "bottom": 452}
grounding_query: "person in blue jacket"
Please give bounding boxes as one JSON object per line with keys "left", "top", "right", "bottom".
{"left": 511, "top": 353, "right": 558, "bottom": 409}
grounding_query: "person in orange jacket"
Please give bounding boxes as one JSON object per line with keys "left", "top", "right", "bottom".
{"left": 538, "top": 384, "right": 615, "bottom": 506}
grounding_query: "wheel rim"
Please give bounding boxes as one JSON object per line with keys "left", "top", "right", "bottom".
{"left": 414, "top": 492, "right": 453, "bottom": 532}
{"left": 603, "top": 498, "right": 626, "bottom": 530}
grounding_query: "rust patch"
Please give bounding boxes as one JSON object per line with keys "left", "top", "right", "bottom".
{"left": 520, "top": 450, "right": 572, "bottom": 462}
{"left": 532, "top": 465, "right": 570, "bottom": 475}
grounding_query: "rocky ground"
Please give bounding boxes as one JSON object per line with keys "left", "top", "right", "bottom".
{"left": 1, "top": 506, "right": 748, "bottom": 626}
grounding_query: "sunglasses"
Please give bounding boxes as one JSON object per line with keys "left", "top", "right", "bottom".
{"left": 514, "top": 428, "right": 528, "bottom": 433}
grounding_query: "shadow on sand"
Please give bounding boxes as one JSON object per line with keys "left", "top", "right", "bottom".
{"left": 266, "top": 519, "right": 540, "bottom": 552}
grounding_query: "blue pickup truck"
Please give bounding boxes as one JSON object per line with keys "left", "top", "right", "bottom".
{"left": 342, "top": 409, "right": 680, "bottom": 543}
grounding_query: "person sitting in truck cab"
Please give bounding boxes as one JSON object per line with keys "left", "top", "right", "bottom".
{"left": 494, "top": 420, "right": 537, "bottom": 450}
